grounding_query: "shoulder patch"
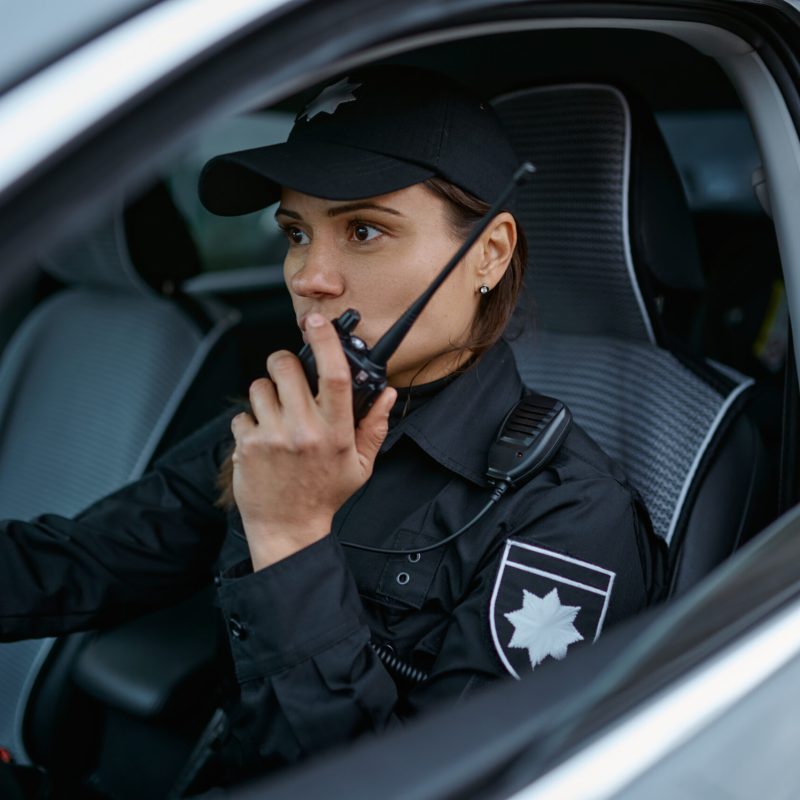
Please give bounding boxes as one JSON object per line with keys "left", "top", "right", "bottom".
{"left": 489, "top": 539, "right": 616, "bottom": 679}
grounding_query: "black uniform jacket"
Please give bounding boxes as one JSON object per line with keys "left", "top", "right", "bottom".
{"left": 0, "top": 340, "right": 666, "bottom": 777}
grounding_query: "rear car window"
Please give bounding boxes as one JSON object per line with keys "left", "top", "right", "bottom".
{"left": 166, "top": 111, "right": 294, "bottom": 273}
{"left": 656, "top": 109, "right": 762, "bottom": 213}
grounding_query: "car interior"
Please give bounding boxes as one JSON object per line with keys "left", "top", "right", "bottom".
{"left": 0, "top": 18, "right": 792, "bottom": 800}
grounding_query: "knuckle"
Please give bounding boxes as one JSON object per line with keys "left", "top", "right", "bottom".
{"left": 289, "top": 428, "right": 321, "bottom": 453}
{"left": 236, "top": 432, "right": 258, "bottom": 455}
{"left": 249, "top": 377, "right": 270, "bottom": 393}
{"left": 264, "top": 428, "right": 288, "bottom": 450}
{"left": 247, "top": 378, "right": 270, "bottom": 402}
{"left": 267, "top": 351, "right": 297, "bottom": 376}
{"left": 320, "top": 369, "right": 351, "bottom": 392}
{"left": 230, "top": 411, "right": 249, "bottom": 433}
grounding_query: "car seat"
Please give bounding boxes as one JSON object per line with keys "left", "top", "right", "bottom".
{"left": 0, "top": 182, "right": 241, "bottom": 767}
{"left": 493, "top": 84, "right": 772, "bottom": 596}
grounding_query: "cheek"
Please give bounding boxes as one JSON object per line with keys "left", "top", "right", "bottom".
{"left": 282, "top": 251, "right": 300, "bottom": 287}
{"left": 344, "top": 243, "right": 443, "bottom": 336}
{"left": 393, "top": 240, "right": 475, "bottom": 320}
{"left": 420, "top": 274, "right": 478, "bottom": 339}
{"left": 390, "top": 260, "right": 480, "bottom": 361}
{"left": 420, "top": 242, "right": 481, "bottom": 320}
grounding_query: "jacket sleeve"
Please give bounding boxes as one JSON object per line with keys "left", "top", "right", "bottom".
{"left": 214, "top": 471, "right": 665, "bottom": 780}
{"left": 216, "top": 534, "right": 398, "bottom": 779}
{"left": 0, "top": 413, "right": 232, "bottom": 641}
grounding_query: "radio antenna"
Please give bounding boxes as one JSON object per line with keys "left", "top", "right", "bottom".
{"left": 369, "top": 162, "right": 535, "bottom": 366}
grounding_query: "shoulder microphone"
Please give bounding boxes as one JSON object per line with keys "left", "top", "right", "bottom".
{"left": 298, "top": 162, "right": 535, "bottom": 421}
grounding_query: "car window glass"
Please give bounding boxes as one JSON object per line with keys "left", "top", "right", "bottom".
{"left": 656, "top": 110, "right": 762, "bottom": 213}
{"left": 165, "top": 111, "right": 294, "bottom": 273}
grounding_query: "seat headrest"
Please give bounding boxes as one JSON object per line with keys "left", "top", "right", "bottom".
{"left": 493, "top": 84, "right": 704, "bottom": 345}
{"left": 42, "top": 183, "right": 201, "bottom": 295}
{"left": 626, "top": 91, "right": 705, "bottom": 296}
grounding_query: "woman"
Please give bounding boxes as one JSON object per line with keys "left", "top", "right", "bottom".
{"left": 0, "top": 66, "right": 664, "bottom": 788}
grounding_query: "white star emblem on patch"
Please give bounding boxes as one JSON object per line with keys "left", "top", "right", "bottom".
{"left": 299, "top": 77, "right": 361, "bottom": 122}
{"left": 505, "top": 588, "right": 584, "bottom": 670}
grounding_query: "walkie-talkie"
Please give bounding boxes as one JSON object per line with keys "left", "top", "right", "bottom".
{"left": 298, "top": 162, "right": 536, "bottom": 421}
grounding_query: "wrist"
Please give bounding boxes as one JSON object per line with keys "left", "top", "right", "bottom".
{"left": 244, "top": 519, "right": 332, "bottom": 570}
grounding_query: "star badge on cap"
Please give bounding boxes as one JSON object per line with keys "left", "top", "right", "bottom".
{"left": 299, "top": 77, "right": 362, "bottom": 122}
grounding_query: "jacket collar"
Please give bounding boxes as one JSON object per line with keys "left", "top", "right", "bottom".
{"left": 380, "top": 339, "right": 525, "bottom": 486}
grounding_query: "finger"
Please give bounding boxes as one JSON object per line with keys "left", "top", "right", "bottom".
{"left": 354, "top": 387, "right": 397, "bottom": 466}
{"left": 230, "top": 411, "right": 256, "bottom": 455}
{"left": 304, "top": 314, "right": 353, "bottom": 424}
{"left": 265, "top": 350, "right": 316, "bottom": 420}
{"left": 247, "top": 377, "right": 280, "bottom": 423}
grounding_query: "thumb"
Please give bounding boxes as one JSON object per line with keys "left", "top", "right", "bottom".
{"left": 355, "top": 387, "right": 397, "bottom": 467}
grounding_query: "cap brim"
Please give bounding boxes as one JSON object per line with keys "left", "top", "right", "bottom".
{"left": 199, "top": 140, "right": 435, "bottom": 216}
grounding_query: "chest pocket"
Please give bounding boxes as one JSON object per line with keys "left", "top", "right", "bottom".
{"left": 372, "top": 528, "right": 447, "bottom": 609}
{"left": 344, "top": 485, "right": 468, "bottom": 610}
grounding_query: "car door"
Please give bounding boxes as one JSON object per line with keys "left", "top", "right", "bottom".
{"left": 3, "top": 1, "right": 800, "bottom": 798}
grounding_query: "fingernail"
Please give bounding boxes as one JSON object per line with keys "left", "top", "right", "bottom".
{"left": 308, "top": 313, "right": 324, "bottom": 328}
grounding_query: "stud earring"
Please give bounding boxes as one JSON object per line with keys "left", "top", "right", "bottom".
{"left": 479, "top": 284, "right": 490, "bottom": 295}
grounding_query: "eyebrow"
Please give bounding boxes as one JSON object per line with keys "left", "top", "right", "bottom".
{"left": 327, "top": 202, "right": 404, "bottom": 218}
{"left": 274, "top": 202, "right": 405, "bottom": 220}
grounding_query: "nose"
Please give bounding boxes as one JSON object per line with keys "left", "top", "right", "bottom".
{"left": 288, "top": 240, "right": 345, "bottom": 299}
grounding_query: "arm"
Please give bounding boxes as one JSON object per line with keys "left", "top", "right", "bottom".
{"left": 216, "top": 324, "right": 663, "bottom": 777}
{"left": 216, "top": 313, "right": 399, "bottom": 776}
{"left": 0, "top": 413, "right": 231, "bottom": 641}
{"left": 216, "top": 534, "right": 397, "bottom": 779}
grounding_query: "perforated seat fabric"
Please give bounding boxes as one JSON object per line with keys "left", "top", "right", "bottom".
{"left": 0, "top": 202, "right": 238, "bottom": 764}
{"left": 515, "top": 333, "right": 751, "bottom": 545}
{"left": 493, "top": 85, "right": 756, "bottom": 561}
{"left": 499, "top": 86, "right": 655, "bottom": 343}
{"left": 0, "top": 292, "right": 207, "bottom": 518}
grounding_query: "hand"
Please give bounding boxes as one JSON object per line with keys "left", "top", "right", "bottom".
{"left": 230, "top": 313, "right": 397, "bottom": 570}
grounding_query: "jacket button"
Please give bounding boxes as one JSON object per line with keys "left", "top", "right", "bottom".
{"left": 229, "top": 616, "right": 248, "bottom": 641}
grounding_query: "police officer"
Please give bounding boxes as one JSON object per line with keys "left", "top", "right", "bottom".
{"left": 0, "top": 67, "right": 665, "bottom": 787}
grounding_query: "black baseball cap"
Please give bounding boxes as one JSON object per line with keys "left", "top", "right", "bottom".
{"left": 198, "top": 66, "right": 520, "bottom": 215}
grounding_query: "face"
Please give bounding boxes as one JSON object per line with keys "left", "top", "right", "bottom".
{"left": 277, "top": 184, "right": 514, "bottom": 387}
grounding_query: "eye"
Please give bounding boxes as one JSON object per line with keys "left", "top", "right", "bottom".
{"left": 350, "top": 222, "right": 382, "bottom": 243}
{"left": 280, "top": 225, "right": 310, "bottom": 245}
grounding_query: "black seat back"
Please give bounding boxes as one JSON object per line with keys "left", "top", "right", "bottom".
{"left": 493, "top": 84, "right": 769, "bottom": 594}
{"left": 0, "top": 184, "right": 240, "bottom": 766}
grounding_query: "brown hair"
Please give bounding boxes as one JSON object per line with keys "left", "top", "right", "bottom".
{"left": 215, "top": 179, "right": 528, "bottom": 508}
{"left": 422, "top": 176, "right": 527, "bottom": 359}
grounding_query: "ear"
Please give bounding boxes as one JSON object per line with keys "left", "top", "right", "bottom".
{"left": 474, "top": 212, "right": 517, "bottom": 291}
